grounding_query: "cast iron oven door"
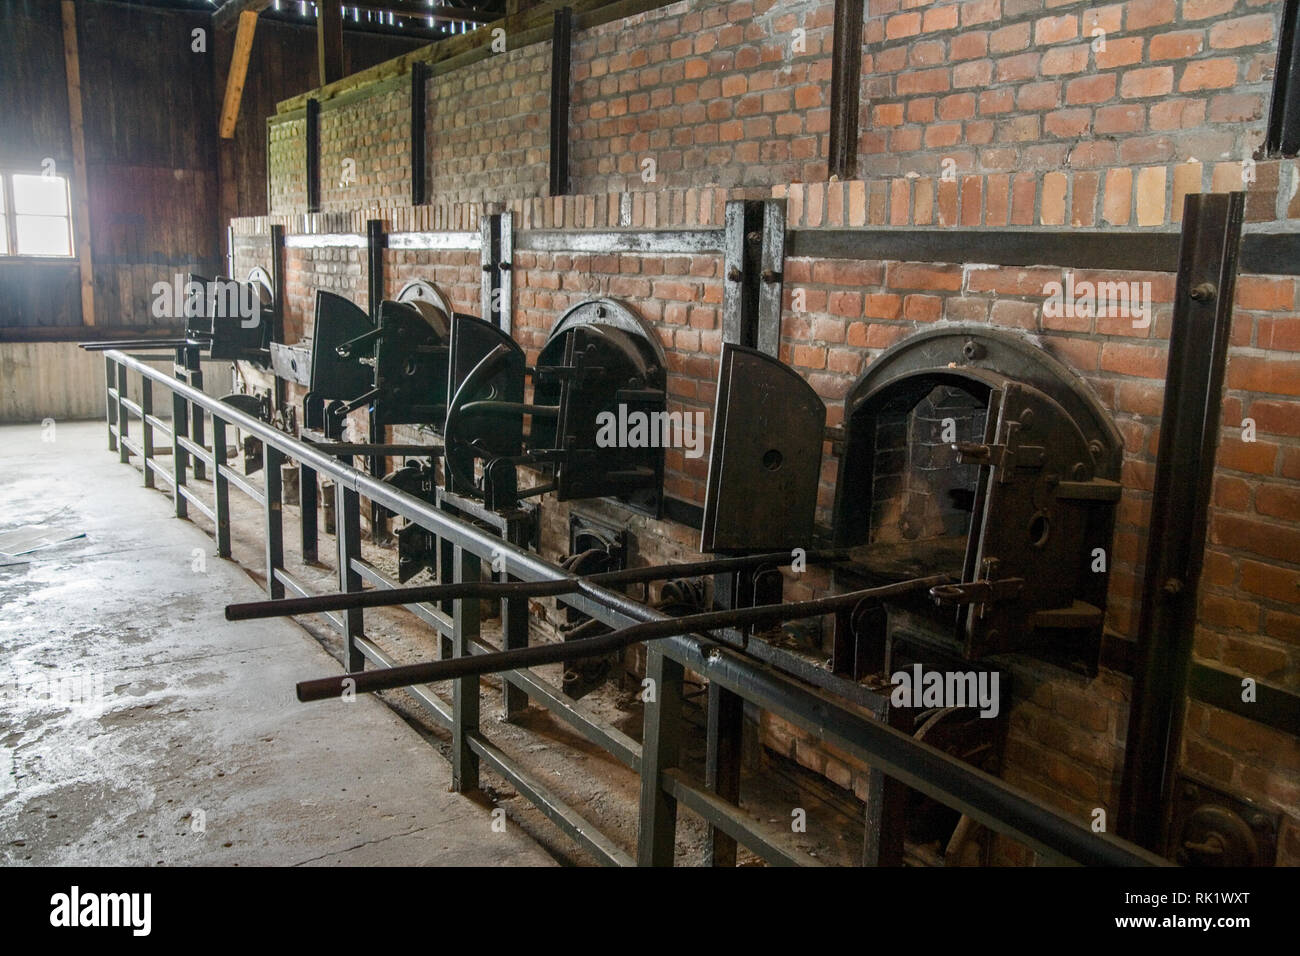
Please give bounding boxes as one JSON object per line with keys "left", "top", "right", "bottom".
{"left": 834, "top": 326, "right": 1123, "bottom": 665}
{"left": 531, "top": 298, "right": 668, "bottom": 516}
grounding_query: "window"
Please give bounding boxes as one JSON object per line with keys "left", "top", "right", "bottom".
{"left": 0, "top": 171, "right": 75, "bottom": 257}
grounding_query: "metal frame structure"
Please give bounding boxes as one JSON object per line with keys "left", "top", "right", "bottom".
{"left": 98, "top": 347, "right": 1166, "bottom": 867}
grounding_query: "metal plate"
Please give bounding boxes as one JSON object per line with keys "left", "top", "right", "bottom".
{"left": 395, "top": 279, "right": 452, "bottom": 338}
{"left": 270, "top": 341, "right": 312, "bottom": 386}
{"left": 308, "top": 290, "right": 372, "bottom": 400}
{"left": 701, "top": 343, "right": 826, "bottom": 552}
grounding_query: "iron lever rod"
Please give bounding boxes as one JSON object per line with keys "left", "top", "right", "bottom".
{"left": 226, "top": 547, "right": 864, "bottom": 621}
{"left": 295, "top": 575, "right": 949, "bottom": 702}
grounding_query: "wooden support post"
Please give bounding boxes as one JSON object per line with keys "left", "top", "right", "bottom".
{"left": 60, "top": 1, "right": 95, "bottom": 327}
{"left": 219, "top": 10, "right": 259, "bottom": 139}
{"left": 317, "top": 0, "right": 345, "bottom": 88}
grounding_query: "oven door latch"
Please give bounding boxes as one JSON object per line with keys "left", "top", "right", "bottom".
{"left": 929, "top": 577, "right": 1025, "bottom": 606}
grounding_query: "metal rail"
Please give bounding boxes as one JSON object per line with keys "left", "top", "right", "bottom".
{"left": 98, "top": 347, "right": 1167, "bottom": 868}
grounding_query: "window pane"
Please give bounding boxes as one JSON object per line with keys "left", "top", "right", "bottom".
{"left": 0, "top": 215, "right": 7, "bottom": 254}
{"left": 16, "top": 215, "right": 72, "bottom": 256}
{"left": 12, "top": 174, "right": 70, "bottom": 216}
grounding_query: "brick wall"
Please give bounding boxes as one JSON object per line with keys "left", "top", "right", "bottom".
{"left": 320, "top": 84, "right": 413, "bottom": 213}
{"left": 268, "top": 117, "right": 307, "bottom": 215}
{"left": 570, "top": 0, "right": 832, "bottom": 192}
{"left": 237, "top": 0, "right": 1300, "bottom": 864}
{"left": 426, "top": 42, "right": 552, "bottom": 203}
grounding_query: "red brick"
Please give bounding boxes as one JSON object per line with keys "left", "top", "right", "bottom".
{"left": 1256, "top": 484, "right": 1300, "bottom": 521}
{"left": 1149, "top": 30, "right": 1204, "bottom": 61}
{"left": 898, "top": 68, "right": 951, "bottom": 94}
{"left": 887, "top": 261, "right": 963, "bottom": 291}
{"left": 1046, "top": 108, "right": 1092, "bottom": 137}
{"left": 1095, "top": 36, "right": 1143, "bottom": 69}
{"left": 1240, "top": 561, "right": 1300, "bottom": 604}
{"left": 1067, "top": 73, "right": 1117, "bottom": 104}
{"left": 1227, "top": 356, "right": 1300, "bottom": 397}
{"left": 1127, "top": 0, "right": 1175, "bottom": 29}
{"left": 1122, "top": 67, "right": 1174, "bottom": 99}
{"left": 1212, "top": 514, "right": 1300, "bottom": 564}
{"left": 1247, "top": 400, "right": 1300, "bottom": 437}
{"left": 1181, "top": 59, "right": 1239, "bottom": 92}
{"left": 1235, "top": 276, "right": 1296, "bottom": 311}
{"left": 1041, "top": 44, "right": 1090, "bottom": 75}
{"left": 1095, "top": 104, "right": 1144, "bottom": 133}
{"left": 1100, "top": 342, "right": 1168, "bottom": 378}
{"left": 1017, "top": 80, "right": 1061, "bottom": 111}
{"left": 1210, "top": 15, "right": 1273, "bottom": 49}
{"left": 1217, "top": 436, "right": 1280, "bottom": 475}
{"left": 1035, "top": 14, "right": 1079, "bottom": 45}
{"left": 990, "top": 22, "right": 1031, "bottom": 54}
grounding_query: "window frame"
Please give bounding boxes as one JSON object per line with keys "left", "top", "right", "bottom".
{"left": 0, "top": 169, "right": 76, "bottom": 260}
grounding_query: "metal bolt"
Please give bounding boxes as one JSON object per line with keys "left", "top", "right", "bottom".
{"left": 1188, "top": 282, "right": 1217, "bottom": 302}
{"left": 727, "top": 267, "right": 743, "bottom": 282}
{"left": 761, "top": 269, "right": 782, "bottom": 283}
{"left": 962, "top": 340, "right": 985, "bottom": 360}
{"left": 1163, "top": 577, "right": 1184, "bottom": 595}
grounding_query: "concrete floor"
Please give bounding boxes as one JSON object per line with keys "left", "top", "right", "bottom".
{"left": 0, "top": 420, "right": 555, "bottom": 866}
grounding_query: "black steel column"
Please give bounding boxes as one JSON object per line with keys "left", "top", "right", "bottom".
{"left": 827, "top": 0, "right": 864, "bottom": 181}
{"left": 502, "top": 519, "right": 531, "bottom": 720}
{"left": 264, "top": 444, "right": 285, "bottom": 600}
{"left": 453, "top": 544, "right": 482, "bottom": 792}
{"left": 637, "top": 643, "right": 685, "bottom": 865}
{"left": 213, "top": 417, "right": 231, "bottom": 558}
{"left": 366, "top": 219, "right": 387, "bottom": 539}
{"left": 411, "top": 61, "right": 428, "bottom": 206}
{"left": 704, "top": 682, "right": 743, "bottom": 866}
{"left": 1117, "top": 192, "right": 1245, "bottom": 852}
{"left": 306, "top": 98, "right": 321, "bottom": 214}
{"left": 548, "top": 7, "right": 573, "bottom": 197}
{"left": 270, "top": 224, "right": 286, "bottom": 415}
{"left": 337, "top": 470, "right": 365, "bottom": 673}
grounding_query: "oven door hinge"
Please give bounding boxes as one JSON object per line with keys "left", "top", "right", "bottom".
{"left": 930, "top": 576, "right": 1026, "bottom": 606}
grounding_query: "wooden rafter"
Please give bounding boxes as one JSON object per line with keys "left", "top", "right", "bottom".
{"left": 219, "top": 10, "right": 260, "bottom": 139}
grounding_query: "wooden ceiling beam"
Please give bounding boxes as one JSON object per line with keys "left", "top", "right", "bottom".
{"left": 219, "top": 10, "right": 260, "bottom": 138}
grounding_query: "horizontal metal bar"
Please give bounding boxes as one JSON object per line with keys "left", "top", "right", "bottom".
{"left": 218, "top": 463, "right": 266, "bottom": 505}
{"left": 466, "top": 729, "right": 635, "bottom": 867}
{"left": 660, "top": 769, "right": 821, "bottom": 867}
{"left": 119, "top": 397, "right": 143, "bottom": 419}
{"left": 516, "top": 229, "right": 725, "bottom": 255}
{"left": 144, "top": 414, "right": 173, "bottom": 439}
{"left": 353, "top": 635, "right": 453, "bottom": 728}
{"left": 119, "top": 435, "right": 142, "bottom": 458}
{"left": 146, "top": 458, "right": 176, "bottom": 486}
{"left": 348, "top": 560, "right": 639, "bottom": 768}
{"left": 468, "top": 637, "right": 642, "bottom": 771}
{"left": 1188, "top": 662, "right": 1300, "bottom": 736}
{"left": 274, "top": 568, "right": 346, "bottom": 632}
{"left": 386, "top": 231, "right": 481, "bottom": 252}
{"left": 668, "top": 639, "right": 1169, "bottom": 867}
{"left": 304, "top": 441, "right": 443, "bottom": 457}
{"left": 178, "top": 485, "right": 215, "bottom": 523}
{"left": 353, "top": 561, "right": 454, "bottom": 636}
{"left": 1239, "top": 232, "right": 1300, "bottom": 276}
{"left": 295, "top": 576, "right": 946, "bottom": 701}
{"left": 284, "top": 233, "right": 367, "bottom": 249}
{"left": 177, "top": 435, "right": 214, "bottom": 467}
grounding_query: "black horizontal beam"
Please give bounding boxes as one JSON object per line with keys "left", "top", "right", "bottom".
{"left": 791, "top": 228, "right": 1300, "bottom": 276}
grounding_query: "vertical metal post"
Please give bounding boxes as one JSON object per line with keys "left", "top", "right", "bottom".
{"left": 502, "top": 518, "right": 530, "bottom": 720}
{"left": 171, "top": 388, "right": 188, "bottom": 518}
{"left": 212, "top": 417, "right": 231, "bottom": 558}
{"left": 264, "top": 444, "right": 285, "bottom": 599}
{"left": 637, "top": 643, "right": 685, "bottom": 866}
{"left": 1118, "top": 192, "right": 1245, "bottom": 853}
{"left": 721, "top": 199, "right": 784, "bottom": 359}
{"left": 187, "top": 346, "right": 205, "bottom": 481}
{"left": 704, "top": 682, "right": 743, "bottom": 866}
{"left": 141, "top": 377, "right": 154, "bottom": 489}
{"left": 548, "top": 8, "right": 573, "bottom": 197}
{"left": 270, "top": 224, "right": 286, "bottom": 415}
{"left": 306, "top": 98, "right": 321, "bottom": 214}
{"left": 479, "top": 212, "right": 513, "bottom": 333}
{"left": 366, "top": 218, "right": 388, "bottom": 540}
{"left": 453, "top": 545, "right": 481, "bottom": 792}
{"left": 300, "top": 463, "right": 318, "bottom": 563}
{"left": 862, "top": 707, "right": 909, "bottom": 866}
{"left": 116, "top": 362, "right": 129, "bottom": 464}
{"left": 105, "top": 355, "right": 117, "bottom": 451}
{"left": 411, "top": 61, "right": 428, "bottom": 206}
{"left": 827, "top": 0, "right": 864, "bottom": 181}
{"left": 336, "top": 473, "right": 366, "bottom": 672}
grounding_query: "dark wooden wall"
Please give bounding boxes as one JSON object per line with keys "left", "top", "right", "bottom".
{"left": 0, "top": 0, "right": 79, "bottom": 332}
{"left": 0, "top": 2, "right": 424, "bottom": 336}
{"left": 216, "top": 19, "right": 424, "bottom": 228}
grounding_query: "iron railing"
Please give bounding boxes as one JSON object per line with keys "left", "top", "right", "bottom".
{"left": 99, "top": 347, "right": 1168, "bottom": 867}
